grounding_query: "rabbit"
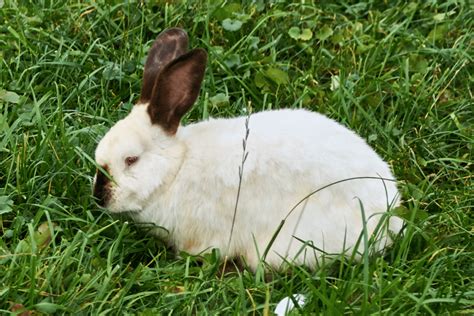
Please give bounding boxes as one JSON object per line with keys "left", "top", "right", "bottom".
{"left": 93, "top": 28, "right": 403, "bottom": 271}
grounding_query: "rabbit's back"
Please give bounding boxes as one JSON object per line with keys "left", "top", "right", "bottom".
{"left": 180, "top": 109, "right": 394, "bottom": 187}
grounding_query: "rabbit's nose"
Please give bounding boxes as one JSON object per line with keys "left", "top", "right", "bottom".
{"left": 93, "top": 165, "right": 112, "bottom": 207}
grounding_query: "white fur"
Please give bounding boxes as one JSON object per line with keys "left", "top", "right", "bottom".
{"left": 95, "top": 104, "right": 403, "bottom": 270}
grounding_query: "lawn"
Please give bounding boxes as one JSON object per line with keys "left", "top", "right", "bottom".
{"left": 0, "top": 0, "right": 472, "bottom": 314}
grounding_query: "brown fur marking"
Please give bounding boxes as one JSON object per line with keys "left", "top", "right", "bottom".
{"left": 147, "top": 48, "right": 207, "bottom": 134}
{"left": 140, "top": 28, "right": 189, "bottom": 103}
{"left": 93, "top": 165, "right": 111, "bottom": 207}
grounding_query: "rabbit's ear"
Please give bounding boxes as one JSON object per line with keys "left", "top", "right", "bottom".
{"left": 140, "top": 28, "right": 189, "bottom": 103}
{"left": 148, "top": 48, "right": 207, "bottom": 134}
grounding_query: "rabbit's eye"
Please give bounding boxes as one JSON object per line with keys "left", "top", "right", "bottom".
{"left": 125, "top": 156, "right": 139, "bottom": 166}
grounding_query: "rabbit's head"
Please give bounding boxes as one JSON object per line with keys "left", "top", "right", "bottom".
{"left": 93, "top": 28, "right": 207, "bottom": 213}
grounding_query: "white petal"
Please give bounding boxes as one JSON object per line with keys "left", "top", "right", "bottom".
{"left": 274, "top": 294, "right": 306, "bottom": 315}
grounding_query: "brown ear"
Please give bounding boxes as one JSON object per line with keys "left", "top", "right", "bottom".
{"left": 147, "top": 48, "right": 207, "bottom": 134}
{"left": 140, "top": 28, "right": 189, "bottom": 103}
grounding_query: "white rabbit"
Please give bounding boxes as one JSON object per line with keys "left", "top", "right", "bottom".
{"left": 93, "top": 28, "right": 403, "bottom": 270}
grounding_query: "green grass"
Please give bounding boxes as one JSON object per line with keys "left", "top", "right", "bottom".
{"left": 1, "top": 0, "right": 473, "bottom": 314}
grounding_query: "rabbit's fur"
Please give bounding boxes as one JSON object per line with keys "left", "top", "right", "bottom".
{"left": 94, "top": 28, "right": 403, "bottom": 270}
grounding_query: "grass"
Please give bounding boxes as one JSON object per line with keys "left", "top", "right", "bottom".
{"left": 0, "top": 0, "right": 472, "bottom": 314}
